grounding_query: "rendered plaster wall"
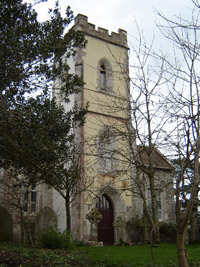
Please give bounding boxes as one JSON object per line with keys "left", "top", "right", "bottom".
{"left": 69, "top": 16, "right": 135, "bottom": 242}
{"left": 53, "top": 15, "right": 141, "bottom": 242}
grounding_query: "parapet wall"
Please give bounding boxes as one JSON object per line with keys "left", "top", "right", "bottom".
{"left": 73, "top": 14, "right": 128, "bottom": 49}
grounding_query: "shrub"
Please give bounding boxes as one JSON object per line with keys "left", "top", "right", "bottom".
{"left": 72, "top": 239, "right": 84, "bottom": 247}
{"left": 159, "top": 222, "right": 176, "bottom": 243}
{"left": 38, "top": 227, "right": 71, "bottom": 249}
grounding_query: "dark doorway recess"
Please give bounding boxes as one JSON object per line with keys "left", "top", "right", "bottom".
{"left": 0, "top": 206, "right": 13, "bottom": 242}
{"left": 96, "top": 194, "right": 114, "bottom": 245}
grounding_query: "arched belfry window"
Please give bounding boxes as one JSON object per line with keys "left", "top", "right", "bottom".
{"left": 98, "top": 127, "right": 117, "bottom": 172}
{"left": 100, "top": 64, "right": 106, "bottom": 89}
{"left": 97, "top": 58, "right": 113, "bottom": 93}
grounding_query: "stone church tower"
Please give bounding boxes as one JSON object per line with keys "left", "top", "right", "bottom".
{"left": 58, "top": 14, "right": 175, "bottom": 245}
{"left": 61, "top": 14, "right": 138, "bottom": 244}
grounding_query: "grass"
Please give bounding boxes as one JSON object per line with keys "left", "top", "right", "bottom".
{"left": 0, "top": 243, "right": 200, "bottom": 266}
{"left": 78, "top": 243, "right": 200, "bottom": 267}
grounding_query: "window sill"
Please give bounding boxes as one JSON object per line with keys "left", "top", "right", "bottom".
{"left": 96, "top": 88, "right": 114, "bottom": 95}
{"left": 98, "top": 168, "right": 117, "bottom": 177}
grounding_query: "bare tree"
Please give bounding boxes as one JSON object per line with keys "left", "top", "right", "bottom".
{"left": 155, "top": 2, "right": 200, "bottom": 265}
{"left": 128, "top": 27, "right": 174, "bottom": 243}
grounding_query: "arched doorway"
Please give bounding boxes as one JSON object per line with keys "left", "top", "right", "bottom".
{"left": 96, "top": 194, "right": 114, "bottom": 245}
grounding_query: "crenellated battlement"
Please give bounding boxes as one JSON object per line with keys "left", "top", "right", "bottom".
{"left": 73, "top": 14, "right": 128, "bottom": 49}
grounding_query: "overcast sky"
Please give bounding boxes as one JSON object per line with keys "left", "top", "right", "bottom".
{"left": 35, "top": 0, "right": 194, "bottom": 47}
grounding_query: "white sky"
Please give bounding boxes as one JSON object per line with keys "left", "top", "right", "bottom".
{"left": 35, "top": 0, "right": 194, "bottom": 47}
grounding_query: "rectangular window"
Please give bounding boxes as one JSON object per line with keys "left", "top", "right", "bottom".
{"left": 75, "top": 63, "right": 83, "bottom": 78}
{"left": 157, "top": 192, "right": 161, "bottom": 219}
{"left": 99, "top": 130, "right": 115, "bottom": 173}
{"left": 99, "top": 138, "right": 112, "bottom": 171}
{"left": 23, "top": 187, "right": 37, "bottom": 213}
{"left": 31, "top": 189, "right": 37, "bottom": 212}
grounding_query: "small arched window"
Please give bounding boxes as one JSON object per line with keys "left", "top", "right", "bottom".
{"left": 97, "top": 58, "right": 113, "bottom": 93}
{"left": 100, "top": 64, "right": 106, "bottom": 90}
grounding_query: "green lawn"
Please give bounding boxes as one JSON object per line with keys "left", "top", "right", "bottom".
{"left": 79, "top": 244, "right": 200, "bottom": 267}
{"left": 0, "top": 243, "right": 200, "bottom": 266}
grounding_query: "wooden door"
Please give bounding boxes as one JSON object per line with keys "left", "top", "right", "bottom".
{"left": 96, "top": 194, "right": 114, "bottom": 245}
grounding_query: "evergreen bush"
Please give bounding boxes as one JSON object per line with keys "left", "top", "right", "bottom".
{"left": 38, "top": 227, "right": 71, "bottom": 249}
{"left": 159, "top": 222, "right": 176, "bottom": 243}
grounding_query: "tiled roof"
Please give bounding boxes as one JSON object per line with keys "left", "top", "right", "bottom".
{"left": 137, "top": 145, "right": 174, "bottom": 170}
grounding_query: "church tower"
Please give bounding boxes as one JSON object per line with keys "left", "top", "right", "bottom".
{"left": 66, "top": 15, "right": 136, "bottom": 244}
{"left": 52, "top": 14, "right": 174, "bottom": 246}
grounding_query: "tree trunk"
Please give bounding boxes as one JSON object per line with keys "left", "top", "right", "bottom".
{"left": 177, "top": 230, "right": 188, "bottom": 267}
{"left": 189, "top": 205, "right": 198, "bottom": 244}
{"left": 149, "top": 171, "right": 160, "bottom": 244}
{"left": 20, "top": 210, "right": 24, "bottom": 244}
{"left": 143, "top": 209, "right": 148, "bottom": 243}
{"left": 65, "top": 191, "right": 71, "bottom": 231}
{"left": 142, "top": 188, "right": 160, "bottom": 244}
{"left": 152, "top": 225, "right": 160, "bottom": 244}
{"left": 150, "top": 185, "right": 160, "bottom": 243}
